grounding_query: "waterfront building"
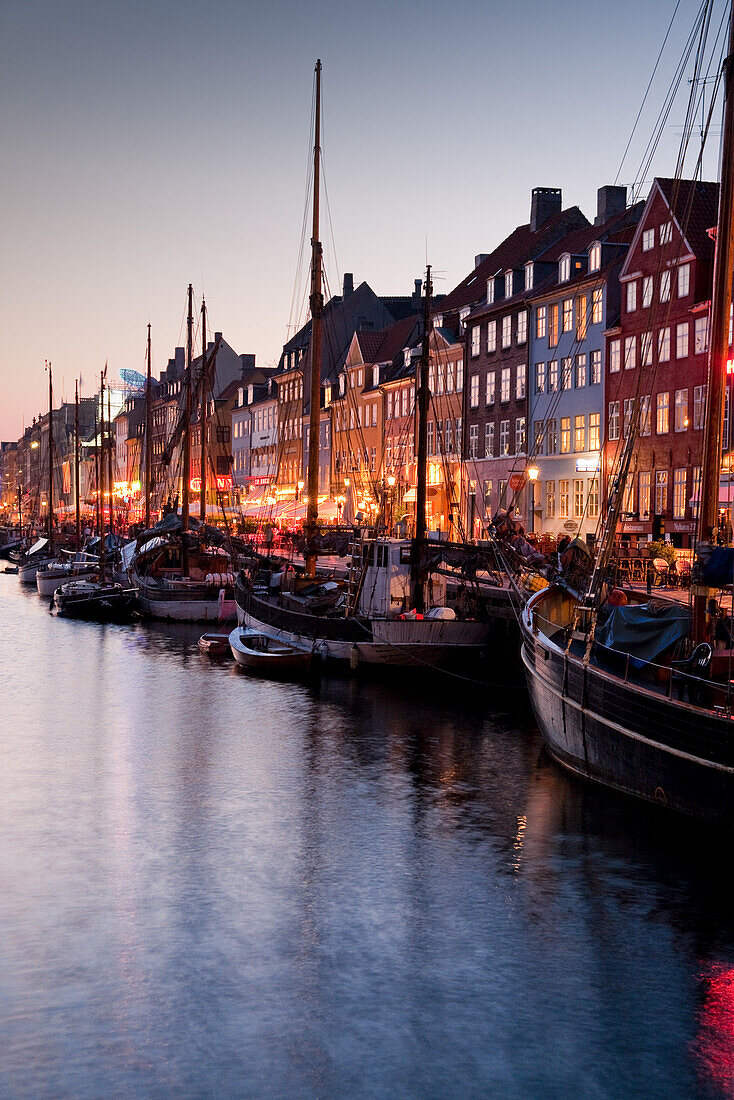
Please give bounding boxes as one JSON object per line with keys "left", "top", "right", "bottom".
{"left": 445, "top": 187, "right": 589, "bottom": 536}
{"left": 527, "top": 188, "right": 643, "bottom": 544}
{"left": 602, "top": 177, "right": 724, "bottom": 548}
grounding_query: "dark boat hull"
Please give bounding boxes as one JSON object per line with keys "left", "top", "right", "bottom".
{"left": 53, "top": 583, "right": 138, "bottom": 623}
{"left": 521, "top": 597, "right": 734, "bottom": 822}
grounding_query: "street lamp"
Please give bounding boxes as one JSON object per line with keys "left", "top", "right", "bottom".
{"left": 527, "top": 465, "right": 539, "bottom": 536}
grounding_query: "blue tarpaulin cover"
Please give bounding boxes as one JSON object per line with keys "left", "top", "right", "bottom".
{"left": 701, "top": 547, "right": 734, "bottom": 588}
{"left": 596, "top": 601, "right": 690, "bottom": 662}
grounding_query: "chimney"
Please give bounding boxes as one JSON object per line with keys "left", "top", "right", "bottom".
{"left": 475, "top": 254, "right": 489, "bottom": 268}
{"left": 343, "top": 273, "right": 354, "bottom": 298}
{"left": 530, "top": 187, "right": 562, "bottom": 232}
{"left": 595, "top": 185, "right": 627, "bottom": 226}
{"left": 412, "top": 278, "right": 422, "bottom": 309}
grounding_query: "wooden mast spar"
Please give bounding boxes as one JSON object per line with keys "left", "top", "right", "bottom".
{"left": 305, "top": 58, "right": 323, "bottom": 578}
{"left": 47, "top": 360, "right": 54, "bottom": 552}
{"left": 411, "top": 266, "right": 432, "bottom": 613}
{"left": 99, "top": 370, "right": 106, "bottom": 580}
{"left": 694, "top": 3, "right": 734, "bottom": 639}
{"left": 200, "top": 299, "right": 207, "bottom": 525}
{"left": 182, "top": 283, "right": 194, "bottom": 576}
{"left": 145, "top": 323, "right": 152, "bottom": 529}
{"left": 74, "top": 380, "right": 80, "bottom": 548}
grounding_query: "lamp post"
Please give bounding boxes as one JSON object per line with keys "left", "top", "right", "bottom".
{"left": 527, "top": 465, "right": 539, "bottom": 536}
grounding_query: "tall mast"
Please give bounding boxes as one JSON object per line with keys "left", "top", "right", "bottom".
{"left": 305, "top": 58, "right": 323, "bottom": 578}
{"left": 182, "top": 283, "right": 194, "bottom": 575}
{"left": 411, "top": 265, "right": 432, "bottom": 612}
{"left": 47, "top": 360, "right": 54, "bottom": 551}
{"left": 200, "top": 298, "right": 207, "bottom": 525}
{"left": 94, "top": 403, "right": 101, "bottom": 537}
{"left": 107, "top": 385, "right": 114, "bottom": 539}
{"left": 99, "top": 370, "right": 106, "bottom": 579}
{"left": 74, "top": 380, "right": 81, "bottom": 548}
{"left": 145, "top": 323, "right": 152, "bottom": 529}
{"left": 694, "top": 6, "right": 734, "bottom": 638}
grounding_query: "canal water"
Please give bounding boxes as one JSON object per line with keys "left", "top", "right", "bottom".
{"left": 2, "top": 575, "right": 734, "bottom": 1098}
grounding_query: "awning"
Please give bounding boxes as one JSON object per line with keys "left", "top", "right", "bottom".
{"left": 403, "top": 485, "right": 440, "bottom": 503}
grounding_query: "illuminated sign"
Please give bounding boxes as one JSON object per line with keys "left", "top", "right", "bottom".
{"left": 190, "top": 476, "right": 232, "bottom": 493}
{"left": 575, "top": 454, "right": 600, "bottom": 472}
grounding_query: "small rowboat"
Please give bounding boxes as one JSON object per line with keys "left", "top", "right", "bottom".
{"left": 198, "top": 632, "right": 232, "bottom": 657}
{"left": 228, "top": 627, "right": 311, "bottom": 676}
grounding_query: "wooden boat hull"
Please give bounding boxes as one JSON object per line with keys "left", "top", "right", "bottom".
{"left": 36, "top": 566, "right": 97, "bottom": 597}
{"left": 19, "top": 558, "right": 52, "bottom": 585}
{"left": 134, "top": 576, "right": 233, "bottom": 622}
{"left": 53, "top": 580, "right": 138, "bottom": 622}
{"left": 237, "top": 580, "right": 494, "bottom": 668}
{"left": 198, "top": 633, "right": 231, "bottom": 656}
{"left": 228, "top": 628, "right": 311, "bottom": 675}
{"left": 521, "top": 591, "right": 734, "bottom": 822}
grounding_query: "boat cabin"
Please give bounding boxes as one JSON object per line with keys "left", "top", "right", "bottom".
{"left": 353, "top": 538, "right": 447, "bottom": 618}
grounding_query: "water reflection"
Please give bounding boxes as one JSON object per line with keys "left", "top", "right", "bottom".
{"left": 2, "top": 575, "right": 734, "bottom": 1096}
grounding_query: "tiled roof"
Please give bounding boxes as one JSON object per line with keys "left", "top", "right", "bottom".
{"left": 436, "top": 205, "right": 590, "bottom": 315}
{"left": 656, "top": 177, "right": 719, "bottom": 259}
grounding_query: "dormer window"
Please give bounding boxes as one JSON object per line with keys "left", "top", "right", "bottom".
{"left": 324, "top": 383, "right": 332, "bottom": 407}
{"left": 589, "top": 242, "right": 601, "bottom": 272}
{"left": 559, "top": 254, "right": 571, "bottom": 282}
{"left": 504, "top": 270, "right": 513, "bottom": 298}
{"left": 237, "top": 387, "right": 244, "bottom": 407}
{"left": 403, "top": 347, "right": 411, "bottom": 368}
{"left": 487, "top": 278, "right": 495, "bottom": 305}
{"left": 372, "top": 365, "right": 380, "bottom": 387}
{"left": 524, "top": 263, "right": 534, "bottom": 291}
{"left": 433, "top": 313, "right": 443, "bottom": 330}
{"left": 459, "top": 306, "right": 470, "bottom": 330}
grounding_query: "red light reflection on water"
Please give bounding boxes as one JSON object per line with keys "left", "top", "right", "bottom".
{"left": 693, "top": 962, "right": 734, "bottom": 1094}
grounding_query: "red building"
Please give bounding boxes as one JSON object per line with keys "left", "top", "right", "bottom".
{"left": 603, "top": 177, "right": 726, "bottom": 548}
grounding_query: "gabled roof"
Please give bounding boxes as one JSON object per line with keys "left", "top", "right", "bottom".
{"left": 656, "top": 177, "right": 719, "bottom": 260}
{"left": 437, "top": 205, "right": 590, "bottom": 316}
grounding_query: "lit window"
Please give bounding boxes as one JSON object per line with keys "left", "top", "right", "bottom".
{"left": 589, "top": 243, "right": 601, "bottom": 271}
{"left": 487, "top": 321, "right": 496, "bottom": 353}
{"left": 562, "top": 298, "right": 573, "bottom": 332}
{"left": 576, "top": 295, "right": 588, "bottom": 340}
{"left": 675, "top": 388, "right": 688, "bottom": 432}
{"left": 470, "top": 374, "right": 479, "bottom": 408}
{"left": 589, "top": 412, "right": 600, "bottom": 451}
{"left": 573, "top": 479, "right": 585, "bottom": 519}
{"left": 641, "top": 332, "right": 653, "bottom": 367}
{"left": 639, "top": 471, "right": 651, "bottom": 518}
{"left": 673, "top": 469, "right": 687, "bottom": 519}
{"left": 560, "top": 417, "right": 571, "bottom": 453}
{"left": 517, "top": 311, "right": 528, "bottom": 345}
{"left": 535, "top": 362, "right": 545, "bottom": 394}
{"left": 546, "top": 420, "right": 557, "bottom": 454}
{"left": 624, "top": 336, "right": 636, "bottom": 370}
{"left": 536, "top": 306, "right": 547, "bottom": 339}
{"left": 548, "top": 360, "right": 559, "bottom": 392}
{"left": 500, "top": 368, "right": 511, "bottom": 402}
{"left": 588, "top": 477, "right": 600, "bottom": 517}
{"left": 515, "top": 417, "right": 526, "bottom": 454}
{"left": 655, "top": 469, "right": 668, "bottom": 515}
{"left": 471, "top": 326, "right": 480, "bottom": 357}
{"left": 505, "top": 271, "right": 513, "bottom": 298}
{"left": 468, "top": 424, "right": 478, "bottom": 457}
{"left": 502, "top": 315, "right": 512, "bottom": 348}
{"left": 694, "top": 316, "right": 709, "bottom": 354}
{"left": 640, "top": 395, "right": 651, "bottom": 436}
{"left": 515, "top": 363, "right": 526, "bottom": 400}
{"left": 660, "top": 270, "right": 671, "bottom": 302}
{"left": 575, "top": 354, "right": 587, "bottom": 388}
{"left": 642, "top": 276, "right": 653, "bottom": 308}
{"left": 484, "top": 423, "right": 494, "bottom": 457}
{"left": 591, "top": 288, "right": 602, "bottom": 324}
{"left": 656, "top": 391, "right": 669, "bottom": 434}
{"left": 546, "top": 480, "right": 556, "bottom": 517}
{"left": 559, "top": 255, "right": 571, "bottom": 282}
{"left": 678, "top": 263, "right": 690, "bottom": 298}
{"left": 658, "top": 327, "right": 671, "bottom": 362}
{"left": 534, "top": 422, "right": 544, "bottom": 453}
{"left": 608, "top": 401, "right": 620, "bottom": 441}
{"left": 500, "top": 420, "right": 510, "bottom": 454}
{"left": 486, "top": 372, "right": 496, "bottom": 405}
{"left": 559, "top": 480, "right": 570, "bottom": 519}
{"left": 574, "top": 414, "right": 585, "bottom": 452}
{"left": 694, "top": 384, "right": 708, "bottom": 429}
{"left": 626, "top": 281, "right": 637, "bottom": 312}
{"left": 561, "top": 358, "right": 573, "bottom": 390}
{"left": 609, "top": 340, "right": 621, "bottom": 373}
{"left": 623, "top": 398, "right": 634, "bottom": 437}
{"left": 676, "top": 323, "right": 689, "bottom": 359}
{"left": 642, "top": 228, "right": 655, "bottom": 251}
{"left": 548, "top": 305, "right": 559, "bottom": 346}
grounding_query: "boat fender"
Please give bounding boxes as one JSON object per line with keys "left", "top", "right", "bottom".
{"left": 350, "top": 644, "right": 359, "bottom": 671}
{"left": 654, "top": 786, "right": 668, "bottom": 806}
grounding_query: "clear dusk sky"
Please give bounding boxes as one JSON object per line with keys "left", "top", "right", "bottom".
{"left": 0, "top": 0, "right": 727, "bottom": 439}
